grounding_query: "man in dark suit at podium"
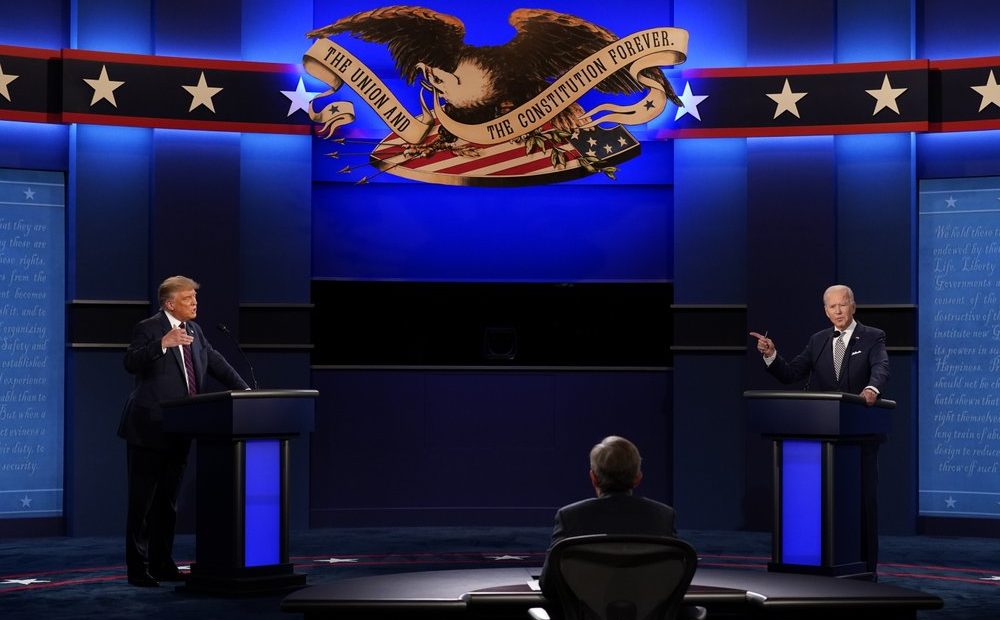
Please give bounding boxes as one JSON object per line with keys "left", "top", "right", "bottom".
{"left": 750, "top": 284, "right": 889, "bottom": 577}
{"left": 118, "top": 275, "right": 249, "bottom": 587}
{"left": 539, "top": 436, "right": 677, "bottom": 593}
{"left": 750, "top": 284, "right": 889, "bottom": 404}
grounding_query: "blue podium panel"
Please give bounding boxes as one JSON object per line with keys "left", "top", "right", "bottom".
{"left": 781, "top": 440, "right": 822, "bottom": 566}
{"left": 245, "top": 440, "right": 280, "bottom": 567}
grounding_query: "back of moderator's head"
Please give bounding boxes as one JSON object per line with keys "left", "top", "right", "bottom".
{"left": 589, "top": 435, "right": 642, "bottom": 493}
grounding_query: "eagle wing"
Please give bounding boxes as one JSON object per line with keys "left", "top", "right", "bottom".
{"left": 307, "top": 6, "right": 466, "bottom": 85}
{"left": 505, "top": 9, "right": 681, "bottom": 105}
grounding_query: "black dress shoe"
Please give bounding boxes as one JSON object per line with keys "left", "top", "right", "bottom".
{"left": 149, "top": 565, "right": 186, "bottom": 582}
{"left": 127, "top": 571, "right": 160, "bottom": 587}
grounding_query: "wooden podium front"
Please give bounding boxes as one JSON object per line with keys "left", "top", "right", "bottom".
{"left": 162, "top": 389, "right": 316, "bottom": 594}
{"left": 745, "top": 390, "right": 894, "bottom": 579}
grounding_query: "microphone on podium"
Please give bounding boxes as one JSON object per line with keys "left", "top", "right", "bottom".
{"left": 217, "top": 323, "right": 259, "bottom": 390}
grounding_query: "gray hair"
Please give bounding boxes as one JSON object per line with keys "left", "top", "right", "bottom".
{"left": 823, "top": 284, "right": 855, "bottom": 305}
{"left": 589, "top": 435, "right": 642, "bottom": 493}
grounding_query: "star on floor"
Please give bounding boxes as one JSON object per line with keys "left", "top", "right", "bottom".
{"left": 23, "top": 188, "right": 35, "bottom": 200}
{"left": 182, "top": 71, "right": 223, "bottom": 113}
{"left": 0, "top": 62, "right": 19, "bottom": 102}
{"left": 944, "top": 496, "right": 957, "bottom": 508}
{"left": 3, "top": 578, "right": 50, "bottom": 585}
{"left": 20, "top": 495, "right": 32, "bottom": 508}
{"left": 945, "top": 196, "right": 957, "bottom": 208}
{"left": 83, "top": 65, "right": 125, "bottom": 108}
{"left": 485, "top": 555, "right": 529, "bottom": 561}
{"left": 766, "top": 78, "right": 807, "bottom": 119}
{"left": 675, "top": 81, "right": 708, "bottom": 121}
{"left": 280, "top": 77, "right": 322, "bottom": 117}
{"left": 866, "top": 74, "right": 907, "bottom": 115}
{"left": 971, "top": 70, "right": 1000, "bottom": 112}
{"left": 314, "top": 557, "right": 359, "bottom": 564}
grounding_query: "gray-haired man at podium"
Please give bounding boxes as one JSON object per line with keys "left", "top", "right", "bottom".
{"left": 750, "top": 283, "right": 889, "bottom": 578}
{"left": 750, "top": 284, "right": 889, "bottom": 405}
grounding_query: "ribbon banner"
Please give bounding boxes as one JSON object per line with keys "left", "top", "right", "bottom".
{"left": 303, "top": 27, "right": 688, "bottom": 146}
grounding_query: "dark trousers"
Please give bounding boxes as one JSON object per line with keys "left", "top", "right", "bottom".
{"left": 125, "top": 444, "right": 188, "bottom": 574}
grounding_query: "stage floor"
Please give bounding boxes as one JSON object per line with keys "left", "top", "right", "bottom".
{"left": 280, "top": 565, "right": 943, "bottom": 619}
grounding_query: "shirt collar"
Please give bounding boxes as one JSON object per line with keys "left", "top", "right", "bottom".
{"left": 839, "top": 320, "right": 858, "bottom": 339}
{"left": 164, "top": 310, "right": 182, "bottom": 329}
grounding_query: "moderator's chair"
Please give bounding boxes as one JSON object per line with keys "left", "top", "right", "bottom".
{"left": 530, "top": 535, "right": 705, "bottom": 620}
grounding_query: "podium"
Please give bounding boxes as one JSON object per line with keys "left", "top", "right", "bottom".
{"left": 162, "top": 389, "right": 317, "bottom": 594}
{"left": 744, "top": 390, "right": 894, "bottom": 579}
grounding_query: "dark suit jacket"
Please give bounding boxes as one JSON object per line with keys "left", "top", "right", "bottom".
{"left": 766, "top": 321, "right": 889, "bottom": 394}
{"left": 539, "top": 492, "right": 677, "bottom": 593}
{"left": 118, "top": 311, "right": 249, "bottom": 450}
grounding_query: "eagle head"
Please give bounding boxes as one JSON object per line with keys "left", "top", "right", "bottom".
{"left": 417, "top": 58, "right": 498, "bottom": 113}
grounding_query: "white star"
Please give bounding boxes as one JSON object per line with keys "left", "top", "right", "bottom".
{"left": 19, "top": 495, "right": 32, "bottom": 508}
{"left": 675, "top": 81, "right": 709, "bottom": 121}
{"left": 972, "top": 70, "right": 1000, "bottom": 112}
{"left": 313, "top": 557, "right": 358, "bottom": 564}
{"left": 603, "top": 144, "right": 614, "bottom": 154}
{"left": 866, "top": 74, "right": 907, "bottom": 115}
{"left": 945, "top": 196, "right": 957, "bottom": 208}
{"left": 182, "top": 72, "right": 223, "bottom": 113}
{"left": 585, "top": 149, "right": 597, "bottom": 157}
{"left": 0, "top": 62, "right": 19, "bottom": 102}
{"left": 586, "top": 136, "right": 598, "bottom": 147}
{"left": 280, "top": 77, "right": 321, "bottom": 117}
{"left": 617, "top": 136, "right": 627, "bottom": 147}
{"left": 945, "top": 496, "right": 957, "bottom": 508}
{"left": 766, "top": 78, "right": 807, "bottom": 119}
{"left": 83, "top": 65, "right": 125, "bottom": 108}
{"left": 3, "top": 578, "right": 50, "bottom": 585}
{"left": 485, "top": 555, "right": 529, "bottom": 561}
{"left": 23, "top": 188, "right": 35, "bottom": 200}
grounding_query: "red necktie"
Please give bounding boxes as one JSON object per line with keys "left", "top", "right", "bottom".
{"left": 179, "top": 322, "right": 198, "bottom": 396}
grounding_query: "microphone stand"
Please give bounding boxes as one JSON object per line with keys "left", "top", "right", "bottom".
{"left": 217, "top": 323, "right": 259, "bottom": 390}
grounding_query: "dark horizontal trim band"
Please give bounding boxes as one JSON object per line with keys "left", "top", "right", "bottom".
{"left": 239, "top": 303, "right": 315, "bottom": 309}
{"left": 312, "top": 365, "right": 671, "bottom": 372}
{"left": 69, "top": 299, "right": 149, "bottom": 306}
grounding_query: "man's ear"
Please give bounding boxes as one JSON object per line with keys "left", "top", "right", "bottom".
{"left": 589, "top": 470, "right": 600, "bottom": 493}
{"left": 633, "top": 471, "right": 643, "bottom": 488}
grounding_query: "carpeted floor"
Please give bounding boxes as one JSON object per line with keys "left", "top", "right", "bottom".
{"left": 1, "top": 527, "right": 997, "bottom": 619}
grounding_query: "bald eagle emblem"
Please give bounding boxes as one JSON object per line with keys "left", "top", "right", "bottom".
{"left": 303, "top": 6, "right": 688, "bottom": 186}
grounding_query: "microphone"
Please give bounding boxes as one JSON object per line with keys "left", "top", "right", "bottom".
{"left": 805, "top": 330, "right": 839, "bottom": 392}
{"left": 217, "top": 323, "right": 259, "bottom": 390}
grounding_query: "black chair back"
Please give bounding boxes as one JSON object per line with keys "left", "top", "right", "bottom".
{"left": 543, "top": 535, "right": 698, "bottom": 620}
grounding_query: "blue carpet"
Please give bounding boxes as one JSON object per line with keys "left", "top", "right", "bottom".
{"left": 0, "top": 527, "right": 997, "bottom": 619}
